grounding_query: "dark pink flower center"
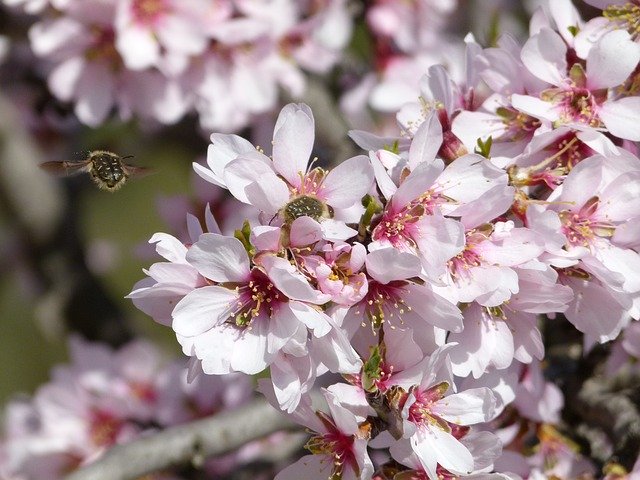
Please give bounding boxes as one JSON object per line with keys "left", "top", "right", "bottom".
{"left": 229, "top": 269, "right": 285, "bottom": 327}
{"left": 559, "top": 197, "right": 615, "bottom": 247}
{"left": 373, "top": 189, "right": 450, "bottom": 248}
{"left": 305, "top": 418, "right": 357, "bottom": 478}
{"left": 132, "top": 0, "right": 169, "bottom": 25}
{"left": 86, "top": 27, "right": 121, "bottom": 69}
{"left": 373, "top": 361, "right": 394, "bottom": 392}
{"left": 129, "top": 381, "right": 157, "bottom": 404}
{"left": 543, "top": 86, "right": 602, "bottom": 127}
{"left": 355, "top": 280, "right": 410, "bottom": 329}
{"left": 372, "top": 205, "right": 424, "bottom": 248}
{"left": 447, "top": 230, "right": 487, "bottom": 280}
{"left": 407, "top": 382, "right": 449, "bottom": 430}
{"left": 89, "top": 409, "right": 123, "bottom": 447}
{"left": 497, "top": 107, "right": 541, "bottom": 141}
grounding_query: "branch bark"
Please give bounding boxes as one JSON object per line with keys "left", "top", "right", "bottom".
{"left": 64, "top": 398, "right": 298, "bottom": 480}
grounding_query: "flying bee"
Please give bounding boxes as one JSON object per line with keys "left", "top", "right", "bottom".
{"left": 40, "top": 150, "right": 150, "bottom": 192}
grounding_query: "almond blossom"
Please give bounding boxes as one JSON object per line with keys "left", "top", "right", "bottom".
{"left": 512, "top": 28, "right": 640, "bottom": 141}
{"left": 394, "top": 346, "right": 499, "bottom": 479}
{"left": 196, "top": 103, "right": 374, "bottom": 231}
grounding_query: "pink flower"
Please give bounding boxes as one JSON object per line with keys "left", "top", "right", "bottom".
{"left": 260, "top": 384, "right": 374, "bottom": 480}
{"left": 300, "top": 241, "right": 369, "bottom": 306}
{"left": 435, "top": 221, "right": 543, "bottom": 308}
{"left": 172, "top": 233, "right": 333, "bottom": 375}
{"left": 343, "top": 248, "right": 463, "bottom": 354}
{"left": 114, "top": 0, "right": 230, "bottom": 72}
{"left": 447, "top": 303, "right": 544, "bottom": 378}
{"left": 397, "top": 346, "right": 499, "bottom": 479}
{"left": 197, "top": 103, "right": 374, "bottom": 230}
{"left": 370, "top": 145, "right": 513, "bottom": 278}
{"left": 513, "top": 28, "right": 640, "bottom": 140}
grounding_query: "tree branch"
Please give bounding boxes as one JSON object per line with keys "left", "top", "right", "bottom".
{"left": 64, "top": 398, "right": 298, "bottom": 480}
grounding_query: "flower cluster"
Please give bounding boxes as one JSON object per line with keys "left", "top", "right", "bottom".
{"left": 0, "top": 337, "right": 259, "bottom": 479}
{"left": 2, "top": 0, "right": 352, "bottom": 129}
{"left": 130, "top": 0, "right": 640, "bottom": 475}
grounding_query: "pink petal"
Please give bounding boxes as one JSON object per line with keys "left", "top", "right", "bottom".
{"left": 369, "top": 151, "right": 398, "bottom": 201}
{"left": 172, "top": 286, "right": 238, "bottom": 337}
{"left": 230, "top": 319, "right": 272, "bottom": 374}
{"left": 392, "top": 160, "right": 444, "bottom": 209}
{"left": 186, "top": 233, "right": 250, "bottom": 283}
{"left": 204, "top": 133, "right": 260, "bottom": 187}
{"left": 322, "top": 155, "right": 374, "bottom": 209}
{"left": 365, "top": 249, "right": 422, "bottom": 284}
{"left": 434, "top": 388, "right": 496, "bottom": 424}
{"left": 267, "top": 304, "right": 300, "bottom": 354}
{"left": 290, "top": 217, "right": 323, "bottom": 247}
{"left": 289, "top": 301, "right": 331, "bottom": 337}
{"left": 520, "top": 28, "right": 567, "bottom": 86}
{"left": 75, "top": 62, "right": 115, "bottom": 126}
{"left": 149, "top": 233, "right": 188, "bottom": 263}
{"left": 274, "top": 454, "right": 332, "bottom": 480}
{"left": 413, "top": 426, "right": 474, "bottom": 478}
{"left": 272, "top": 103, "right": 314, "bottom": 187}
{"left": 224, "top": 157, "right": 289, "bottom": 213}
{"left": 49, "top": 57, "right": 84, "bottom": 102}
{"left": 587, "top": 30, "right": 640, "bottom": 90}
{"left": 251, "top": 226, "right": 281, "bottom": 252}
{"left": 29, "top": 17, "right": 88, "bottom": 57}
{"left": 408, "top": 112, "right": 443, "bottom": 169}
{"left": 564, "top": 276, "right": 629, "bottom": 342}
{"left": 600, "top": 97, "right": 640, "bottom": 141}
{"left": 270, "top": 355, "right": 310, "bottom": 413}
{"left": 403, "top": 285, "right": 463, "bottom": 332}
{"left": 599, "top": 172, "right": 640, "bottom": 221}
{"left": 260, "top": 255, "right": 330, "bottom": 305}
{"left": 116, "top": 25, "right": 159, "bottom": 70}
{"left": 511, "top": 93, "right": 560, "bottom": 123}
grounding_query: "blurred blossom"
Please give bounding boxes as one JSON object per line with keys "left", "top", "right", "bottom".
{"left": 3, "top": 0, "right": 354, "bottom": 131}
{"left": 0, "top": 337, "right": 260, "bottom": 479}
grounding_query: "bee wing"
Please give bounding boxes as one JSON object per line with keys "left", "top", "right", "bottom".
{"left": 122, "top": 164, "right": 154, "bottom": 178}
{"left": 39, "top": 160, "right": 90, "bottom": 177}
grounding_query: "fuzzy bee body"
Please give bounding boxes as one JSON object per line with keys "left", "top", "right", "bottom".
{"left": 40, "top": 150, "right": 149, "bottom": 192}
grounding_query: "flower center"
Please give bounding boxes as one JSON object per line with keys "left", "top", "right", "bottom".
{"left": 542, "top": 86, "right": 602, "bottom": 127}
{"left": 372, "top": 205, "right": 423, "bottom": 248}
{"left": 85, "top": 26, "right": 121, "bottom": 69}
{"left": 90, "top": 409, "right": 123, "bottom": 447}
{"left": 407, "top": 382, "right": 451, "bottom": 431}
{"left": 229, "top": 269, "right": 284, "bottom": 327}
{"left": 305, "top": 413, "right": 356, "bottom": 479}
{"left": 355, "top": 280, "right": 410, "bottom": 329}
{"left": 497, "top": 107, "right": 541, "bottom": 141}
{"left": 132, "top": 0, "right": 169, "bottom": 25}
{"left": 447, "top": 229, "right": 488, "bottom": 280}
{"left": 604, "top": 2, "right": 640, "bottom": 40}
{"left": 559, "top": 197, "right": 615, "bottom": 248}
{"left": 129, "top": 381, "right": 157, "bottom": 404}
